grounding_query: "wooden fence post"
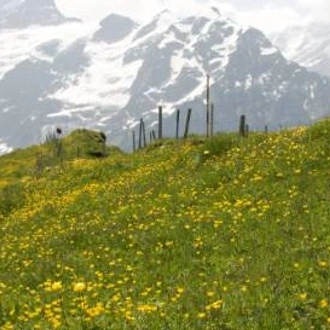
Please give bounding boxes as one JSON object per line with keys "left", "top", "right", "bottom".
{"left": 184, "top": 108, "right": 192, "bottom": 139}
{"left": 176, "top": 109, "right": 180, "bottom": 140}
{"left": 138, "top": 118, "right": 143, "bottom": 149}
{"left": 142, "top": 119, "right": 147, "bottom": 148}
{"left": 206, "top": 74, "right": 210, "bottom": 138}
{"left": 132, "top": 131, "right": 136, "bottom": 152}
{"left": 158, "top": 106, "right": 163, "bottom": 140}
{"left": 239, "top": 115, "right": 246, "bottom": 137}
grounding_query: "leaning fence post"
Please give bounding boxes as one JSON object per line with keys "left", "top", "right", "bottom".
{"left": 184, "top": 108, "right": 192, "bottom": 139}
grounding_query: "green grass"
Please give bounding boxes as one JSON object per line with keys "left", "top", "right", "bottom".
{"left": 1, "top": 123, "right": 330, "bottom": 329}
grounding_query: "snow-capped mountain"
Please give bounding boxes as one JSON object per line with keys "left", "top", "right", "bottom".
{"left": 271, "top": 22, "right": 330, "bottom": 78}
{"left": 0, "top": 0, "right": 80, "bottom": 29}
{"left": 1, "top": 5, "right": 330, "bottom": 154}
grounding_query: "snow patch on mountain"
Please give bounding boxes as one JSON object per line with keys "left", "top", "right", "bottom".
{"left": 260, "top": 45, "right": 278, "bottom": 56}
{"left": 49, "top": 29, "right": 143, "bottom": 108}
{"left": 0, "top": 22, "right": 93, "bottom": 80}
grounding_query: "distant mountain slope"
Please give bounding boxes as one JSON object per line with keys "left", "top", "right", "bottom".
{"left": 0, "top": 0, "right": 80, "bottom": 29}
{"left": 271, "top": 22, "right": 330, "bottom": 78}
{"left": 0, "top": 7, "right": 330, "bottom": 154}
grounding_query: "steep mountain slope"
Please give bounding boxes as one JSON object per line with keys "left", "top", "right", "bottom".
{"left": 0, "top": 0, "right": 79, "bottom": 29}
{"left": 115, "top": 10, "right": 330, "bottom": 141}
{"left": 271, "top": 22, "right": 330, "bottom": 78}
{"left": 1, "top": 6, "right": 330, "bottom": 154}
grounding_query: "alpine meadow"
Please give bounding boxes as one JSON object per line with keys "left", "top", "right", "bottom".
{"left": 1, "top": 120, "right": 330, "bottom": 329}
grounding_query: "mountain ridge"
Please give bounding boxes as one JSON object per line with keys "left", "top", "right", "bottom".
{"left": 0, "top": 6, "right": 330, "bottom": 154}
{"left": 270, "top": 22, "right": 330, "bottom": 78}
{"left": 0, "top": 0, "right": 80, "bottom": 29}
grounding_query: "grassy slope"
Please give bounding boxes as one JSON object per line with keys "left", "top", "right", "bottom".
{"left": 1, "top": 122, "right": 330, "bottom": 329}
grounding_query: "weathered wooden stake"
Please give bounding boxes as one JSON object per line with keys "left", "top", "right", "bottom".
{"left": 132, "top": 131, "right": 136, "bottom": 152}
{"left": 138, "top": 119, "right": 143, "bottom": 149}
{"left": 239, "top": 115, "right": 246, "bottom": 137}
{"left": 158, "top": 106, "right": 163, "bottom": 139}
{"left": 142, "top": 119, "right": 147, "bottom": 148}
{"left": 206, "top": 74, "right": 210, "bottom": 138}
{"left": 265, "top": 125, "right": 268, "bottom": 134}
{"left": 184, "top": 108, "right": 192, "bottom": 139}
{"left": 176, "top": 109, "right": 180, "bottom": 139}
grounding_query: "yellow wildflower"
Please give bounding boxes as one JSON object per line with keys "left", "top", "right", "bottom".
{"left": 51, "top": 281, "right": 63, "bottom": 292}
{"left": 319, "top": 299, "right": 328, "bottom": 308}
{"left": 73, "top": 282, "right": 86, "bottom": 293}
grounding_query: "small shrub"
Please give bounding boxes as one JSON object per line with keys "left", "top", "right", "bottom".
{"left": 64, "top": 129, "right": 108, "bottom": 158}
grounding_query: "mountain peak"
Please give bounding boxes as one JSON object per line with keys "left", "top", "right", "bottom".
{"left": 152, "top": 9, "right": 179, "bottom": 26}
{"left": 99, "top": 13, "right": 136, "bottom": 27}
{"left": 194, "top": 6, "right": 222, "bottom": 19}
{"left": 0, "top": 0, "right": 80, "bottom": 29}
{"left": 93, "top": 13, "right": 138, "bottom": 43}
{"left": 152, "top": 6, "right": 222, "bottom": 23}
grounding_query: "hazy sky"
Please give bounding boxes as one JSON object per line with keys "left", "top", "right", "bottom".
{"left": 55, "top": 0, "right": 330, "bottom": 33}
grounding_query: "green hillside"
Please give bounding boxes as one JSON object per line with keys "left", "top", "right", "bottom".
{"left": 1, "top": 122, "right": 330, "bottom": 329}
